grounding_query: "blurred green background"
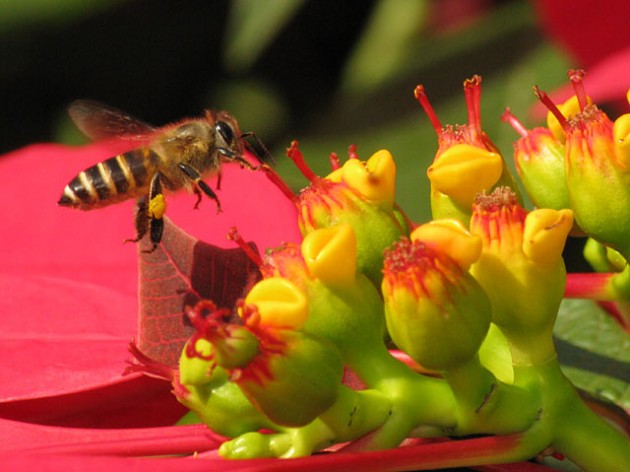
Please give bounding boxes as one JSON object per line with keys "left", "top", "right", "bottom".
{"left": 0, "top": 0, "right": 575, "bottom": 224}
{"left": 1, "top": 0, "right": 628, "bottom": 419}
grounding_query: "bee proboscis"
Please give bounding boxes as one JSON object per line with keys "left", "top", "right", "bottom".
{"left": 58, "top": 100, "right": 271, "bottom": 251}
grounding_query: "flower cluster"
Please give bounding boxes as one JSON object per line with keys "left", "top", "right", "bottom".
{"left": 148, "top": 72, "right": 630, "bottom": 469}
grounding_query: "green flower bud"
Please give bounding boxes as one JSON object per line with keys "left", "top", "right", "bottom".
{"left": 381, "top": 237, "right": 491, "bottom": 371}
{"left": 502, "top": 108, "right": 570, "bottom": 212}
{"left": 537, "top": 73, "right": 630, "bottom": 257}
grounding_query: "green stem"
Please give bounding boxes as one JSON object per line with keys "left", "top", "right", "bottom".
{"left": 501, "top": 326, "right": 557, "bottom": 366}
{"left": 343, "top": 344, "right": 457, "bottom": 450}
{"left": 515, "top": 358, "right": 630, "bottom": 472}
{"left": 443, "top": 355, "right": 539, "bottom": 436}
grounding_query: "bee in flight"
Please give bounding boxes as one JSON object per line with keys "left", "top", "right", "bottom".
{"left": 59, "top": 100, "right": 271, "bottom": 251}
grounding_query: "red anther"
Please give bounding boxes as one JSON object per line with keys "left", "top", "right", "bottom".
{"left": 348, "top": 144, "right": 359, "bottom": 160}
{"left": 568, "top": 69, "right": 588, "bottom": 112}
{"left": 414, "top": 84, "right": 443, "bottom": 136}
{"left": 463, "top": 75, "right": 483, "bottom": 137}
{"left": 184, "top": 300, "right": 233, "bottom": 360}
{"left": 501, "top": 107, "right": 529, "bottom": 138}
{"left": 286, "top": 140, "right": 317, "bottom": 182}
{"left": 329, "top": 152, "right": 341, "bottom": 170}
{"left": 534, "top": 86, "right": 569, "bottom": 131}
{"left": 227, "top": 226, "right": 263, "bottom": 268}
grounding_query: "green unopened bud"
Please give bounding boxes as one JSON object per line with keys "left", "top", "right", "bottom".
{"left": 233, "top": 327, "right": 343, "bottom": 427}
{"left": 382, "top": 237, "right": 491, "bottom": 371}
{"left": 537, "top": 75, "right": 630, "bottom": 257}
{"left": 502, "top": 108, "right": 570, "bottom": 212}
{"left": 177, "top": 335, "right": 274, "bottom": 438}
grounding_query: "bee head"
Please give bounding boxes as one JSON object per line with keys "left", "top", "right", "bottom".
{"left": 208, "top": 110, "right": 244, "bottom": 158}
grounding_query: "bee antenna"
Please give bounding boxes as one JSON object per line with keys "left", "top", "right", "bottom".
{"left": 242, "top": 132, "right": 275, "bottom": 165}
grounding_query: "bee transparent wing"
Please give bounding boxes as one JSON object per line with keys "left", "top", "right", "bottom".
{"left": 68, "top": 99, "right": 156, "bottom": 141}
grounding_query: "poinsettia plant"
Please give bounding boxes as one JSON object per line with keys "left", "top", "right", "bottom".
{"left": 2, "top": 67, "right": 628, "bottom": 472}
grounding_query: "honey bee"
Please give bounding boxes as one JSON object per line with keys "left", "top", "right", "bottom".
{"left": 59, "top": 100, "right": 271, "bottom": 250}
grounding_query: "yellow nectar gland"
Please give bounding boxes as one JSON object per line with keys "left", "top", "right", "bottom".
{"left": 523, "top": 209, "right": 573, "bottom": 266}
{"left": 613, "top": 113, "right": 630, "bottom": 168}
{"left": 411, "top": 220, "right": 482, "bottom": 271}
{"left": 427, "top": 144, "right": 502, "bottom": 208}
{"left": 340, "top": 150, "right": 396, "bottom": 208}
{"left": 302, "top": 224, "right": 357, "bottom": 287}
{"left": 244, "top": 277, "right": 309, "bottom": 330}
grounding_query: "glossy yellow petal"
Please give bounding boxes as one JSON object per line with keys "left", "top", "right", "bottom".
{"left": 245, "top": 277, "right": 309, "bottom": 330}
{"left": 427, "top": 144, "right": 502, "bottom": 208}
{"left": 411, "top": 219, "right": 482, "bottom": 270}
{"left": 302, "top": 224, "right": 357, "bottom": 286}
{"left": 341, "top": 149, "right": 396, "bottom": 207}
{"left": 523, "top": 208, "right": 573, "bottom": 265}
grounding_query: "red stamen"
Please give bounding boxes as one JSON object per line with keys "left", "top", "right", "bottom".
{"left": 464, "top": 75, "right": 483, "bottom": 137}
{"left": 568, "top": 69, "right": 588, "bottom": 112}
{"left": 348, "top": 144, "right": 359, "bottom": 160}
{"left": 534, "top": 86, "right": 568, "bottom": 130}
{"left": 227, "top": 226, "right": 263, "bottom": 268}
{"left": 126, "top": 341, "right": 176, "bottom": 381}
{"left": 286, "top": 140, "right": 317, "bottom": 183}
{"left": 414, "top": 84, "right": 443, "bottom": 136}
{"left": 501, "top": 107, "right": 529, "bottom": 138}
{"left": 329, "top": 151, "right": 341, "bottom": 170}
{"left": 184, "top": 300, "right": 233, "bottom": 360}
{"left": 260, "top": 163, "right": 300, "bottom": 205}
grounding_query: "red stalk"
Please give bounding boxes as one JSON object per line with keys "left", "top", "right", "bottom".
{"left": 568, "top": 69, "right": 588, "bottom": 112}
{"left": 329, "top": 152, "right": 341, "bottom": 171}
{"left": 464, "top": 75, "right": 483, "bottom": 138}
{"left": 414, "top": 85, "right": 443, "bottom": 136}
{"left": 286, "top": 140, "right": 317, "bottom": 183}
{"left": 261, "top": 164, "right": 300, "bottom": 206}
{"left": 227, "top": 227, "right": 263, "bottom": 268}
{"left": 501, "top": 108, "right": 529, "bottom": 138}
{"left": 564, "top": 273, "right": 613, "bottom": 300}
{"left": 533, "top": 86, "right": 568, "bottom": 130}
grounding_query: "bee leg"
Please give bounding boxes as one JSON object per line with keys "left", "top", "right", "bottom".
{"left": 125, "top": 196, "right": 150, "bottom": 244}
{"left": 144, "top": 173, "right": 166, "bottom": 252}
{"left": 217, "top": 147, "right": 258, "bottom": 170}
{"left": 178, "top": 163, "right": 222, "bottom": 213}
{"left": 216, "top": 169, "right": 223, "bottom": 191}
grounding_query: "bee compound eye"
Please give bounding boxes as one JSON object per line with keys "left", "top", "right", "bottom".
{"left": 215, "top": 121, "right": 235, "bottom": 146}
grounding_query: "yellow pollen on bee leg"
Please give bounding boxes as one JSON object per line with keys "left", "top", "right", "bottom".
{"left": 148, "top": 194, "right": 167, "bottom": 219}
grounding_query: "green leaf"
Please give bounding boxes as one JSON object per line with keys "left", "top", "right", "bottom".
{"left": 0, "top": 0, "right": 123, "bottom": 32}
{"left": 223, "top": 0, "right": 305, "bottom": 72}
{"left": 555, "top": 299, "right": 630, "bottom": 409}
{"left": 340, "top": 0, "right": 429, "bottom": 96}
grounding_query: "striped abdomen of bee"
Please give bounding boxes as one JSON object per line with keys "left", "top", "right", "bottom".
{"left": 58, "top": 148, "right": 159, "bottom": 210}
